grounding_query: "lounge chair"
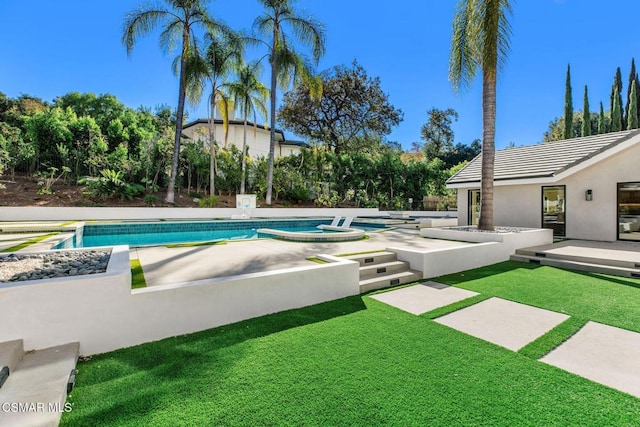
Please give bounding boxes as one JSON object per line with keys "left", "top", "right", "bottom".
{"left": 340, "top": 217, "right": 354, "bottom": 228}
{"left": 317, "top": 216, "right": 341, "bottom": 229}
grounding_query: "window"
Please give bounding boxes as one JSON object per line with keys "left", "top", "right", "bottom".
{"left": 542, "top": 186, "right": 566, "bottom": 236}
{"left": 468, "top": 189, "right": 480, "bottom": 226}
{"left": 618, "top": 182, "right": 640, "bottom": 241}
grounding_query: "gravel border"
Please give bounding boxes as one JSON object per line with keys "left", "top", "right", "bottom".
{"left": 0, "top": 250, "right": 111, "bottom": 282}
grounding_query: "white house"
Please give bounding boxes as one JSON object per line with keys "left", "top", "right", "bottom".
{"left": 182, "top": 118, "right": 308, "bottom": 158}
{"left": 446, "top": 129, "right": 640, "bottom": 242}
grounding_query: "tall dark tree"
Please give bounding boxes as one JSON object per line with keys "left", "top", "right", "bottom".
{"left": 278, "top": 62, "right": 403, "bottom": 154}
{"left": 420, "top": 108, "right": 458, "bottom": 159}
{"left": 450, "top": 0, "right": 514, "bottom": 231}
{"left": 628, "top": 79, "right": 638, "bottom": 130}
{"left": 564, "top": 64, "right": 573, "bottom": 139}
{"left": 612, "top": 84, "right": 623, "bottom": 132}
{"left": 581, "top": 85, "right": 591, "bottom": 137}
{"left": 598, "top": 102, "right": 607, "bottom": 134}
{"left": 626, "top": 58, "right": 637, "bottom": 126}
{"left": 611, "top": 67, "right": 624, "bottom": 130}
{"left": 122, "top": 0, "right": 220, "bottom": 204}
{"left": 253, "top": 0, "right": 325, "bottom": 205}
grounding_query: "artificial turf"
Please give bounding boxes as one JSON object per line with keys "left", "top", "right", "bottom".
{"left": 436, "top": 261, "right": 640, "bottom": 332}
{"left": 62, "top": 263, "right": 640, "bottom": 426}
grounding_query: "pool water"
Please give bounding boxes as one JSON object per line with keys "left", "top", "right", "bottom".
{"left": 59, "top": 219, "right": 385, "bottom": 248}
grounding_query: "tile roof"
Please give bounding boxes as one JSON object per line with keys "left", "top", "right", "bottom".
{"left": 446, "top": 130, "right": 640, "bottom": 185}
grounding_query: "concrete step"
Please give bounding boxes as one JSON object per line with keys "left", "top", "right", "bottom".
{"left": 359, "top": 260, "right": 411, "bottom": 279}
{"left": 510, "top": 254, "right": 640, "bottom": 279}
{"left": 359, "top": 270, "right": 423, "bottom": 293}
{"left": 0, "top": 342, "right": 79, "bottom": 427}
{"left": 515, "top": 248, "right": 640, "bottom": 270}
{"left": 343, "top": 251, "right": 397, "bottom": 266}
{"left": 0, "top": 340, "right": 24, "bottom": 385}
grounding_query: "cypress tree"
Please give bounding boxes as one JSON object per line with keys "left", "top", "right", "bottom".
{"left": 582, "top": 85, "right": 591, "bottom": 136}
{"left": 628, "top": 79, "right": 638, "bottom": 130}
{"left": 626, "top": 59, "right": 637, "bottom": 124}
{"left": 611, "top": 67, "right": 624, "bottom": 129}
{"left": 635, "top": 73, "right": 640, "bottom": 126}
{"left": 612, "top": 84, "right": 623, "bottom": 132}
{"left": 564, "top": 64, "right": 573, "bottom": 139}
{"left": 598, "top": 102, "right": 606, "bottom": 134}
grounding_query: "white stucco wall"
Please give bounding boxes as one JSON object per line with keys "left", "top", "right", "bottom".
{"left": 0, "top": 247, "right": 360, "bottom": 355}
{"left": 453, "top": 143, "right": 640, "bottom": 241}
{"left": 183, "top": 122, "right": 301, "bottom": 158}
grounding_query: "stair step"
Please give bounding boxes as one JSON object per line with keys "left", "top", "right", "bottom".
{"left": 515, "top": 248, "right": 640, "bottom": 269}
{"left": 0, "top": 342, "right": 79, "bottom": 427}
{"left": 0, "top": 340, "right": 24, "bottom": 383}
{"left": 359, "top": 261, "right": 410, "bottom": 279}
{"left": 359, "top": 270, "right": 422, "bottom": 293}
{"left": 510, "top": 254, "right": 640, "bottom": 278}
{"left": 343, "top": 251, "right": 397, "bottom": 266}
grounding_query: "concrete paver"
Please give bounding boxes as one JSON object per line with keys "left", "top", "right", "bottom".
{"left": 371, "top": 282, "right": 478, "bottom": 315}
{"left": 434, "top": 297, "right": 570, "bottom": 351}
{"left": 541, "top": 321, "right": 640, "bottom": 398}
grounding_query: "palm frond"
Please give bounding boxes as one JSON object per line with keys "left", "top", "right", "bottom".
{"left": 122, "top": 5, "right": 170, "bottom": 55}
{"left": 159, "top": 19, "right": 183, "bottom": 53}
{"left": 283, "top": 15, "right": 326, "bottom": 63}
{"left": 449, "top": 0, "right": 480, "bottom": 91}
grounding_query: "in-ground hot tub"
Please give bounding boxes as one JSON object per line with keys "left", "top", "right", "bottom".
{"left": 256, "top": 226, "right": 366, "bottom": 242}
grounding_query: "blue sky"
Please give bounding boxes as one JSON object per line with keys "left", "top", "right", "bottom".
{"left": 2, "top": 0, "right": 639, "bottom": 150}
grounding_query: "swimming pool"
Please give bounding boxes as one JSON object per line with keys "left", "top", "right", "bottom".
{"left": 56, "top": 219, "right": 386, "bottom": 248}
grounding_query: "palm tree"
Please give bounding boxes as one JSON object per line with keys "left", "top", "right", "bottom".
{"left": 449, "top": 0, "right": 513, "bottom": 230}
{"left": 225, "top": 63, "right": 269, "bottom": 194}
{"left": 183, "top": 30, "right": 243, "bottom": 196}
{"left": 122, "top": 0, "right": 220, "bottom": 204}
{"left": 253, "top": 0, "right": 325, "bottom": 205}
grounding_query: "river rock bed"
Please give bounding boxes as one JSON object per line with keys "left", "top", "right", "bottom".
{"left": 0, "top": 250, "right": 111, "bottom": 282}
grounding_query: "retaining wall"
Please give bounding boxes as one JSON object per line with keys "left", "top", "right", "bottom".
{"left": 0, "top": 246, "right": 360, "bottom": 355}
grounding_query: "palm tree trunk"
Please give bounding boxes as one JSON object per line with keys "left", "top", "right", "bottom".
{"left": 209, "top": 90, "right": 216, "bottom": 196}
{"left": 240, "top": 117, "right": 248, "bottom": 194}
{"left": 478, "top": 70, "right": 496, "bottom": 231}
{"left": 165, "top": 30, "right": 189, "bottom": 204}
{"left": 265, "top": 59, "right": 277, "bottom": 205}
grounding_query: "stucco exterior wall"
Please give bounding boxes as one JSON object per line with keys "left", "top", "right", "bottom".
{"left": 453, "top": 143, "right": 640, "bottom": 241}
{"left": 183, "top": 122, "right": 301, "bottom": 158}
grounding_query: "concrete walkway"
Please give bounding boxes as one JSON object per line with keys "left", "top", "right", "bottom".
{"left": 371, "top": 282, "right": 478, "bottom": 315}
{"left": 134, "top": 229, "right": 473, "bottom": 286}
{"left": 373, "top": 284, "right": 640, "bottom": 399}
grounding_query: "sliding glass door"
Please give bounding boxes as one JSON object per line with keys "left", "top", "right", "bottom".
{"left": 618, "top": 182, "right": 640, "bottom": 241}
{"left": 542, "top": 186, "right": 566, "bottom": 236}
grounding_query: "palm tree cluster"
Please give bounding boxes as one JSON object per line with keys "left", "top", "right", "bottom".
{"left": 122, "top": 0, "right": 325, "bottom": 204}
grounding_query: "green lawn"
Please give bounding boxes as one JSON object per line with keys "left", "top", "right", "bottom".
{"left": 62, "top": 263, "right": 640, "bottom": 426}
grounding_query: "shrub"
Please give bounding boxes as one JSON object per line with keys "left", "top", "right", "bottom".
{"left": 198, "top": 195, "right": 218, "bottom": 208}
{"left": 80, "top": 169, "right": 145, "bottom": 200}
{"left": 144, "top": 195, "right": 157, "bottom": 206}
{"left": 35, "top": 166, "right": 71, "bottom": 195}
{"left": 287, "top": 186, "right": 313, "bottom": 202}
{"left": 188, "top": 191, "right": 202, "bottom": 198}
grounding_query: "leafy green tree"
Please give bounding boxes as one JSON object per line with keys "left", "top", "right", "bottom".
{"left": 628, "top": 79, "right": 638, "bottom": 130}
{"left": 225, "top": 63, "right": 269, "bottom": 194}
{"left": 421, "top": 108, "right": 458, "bottom": 159}
{"left": 612, "top": 84, "right": 623, "bottom": 132}
{"left": 598, "top": 102, "right": 607, "bottom": 134}
{"left": 253, "top": 0, "right": 326, "bottom": 205}
{"left": 581, "top": 85, "right": 591, "bottom": 137}
{"left": 450, "top": 0, "right": 514, "bottom": 231}
{"left": 278, "top": 61, "right": 403, "bottom": 154}
{"left": 544, "top": 112, "right": 598, "bottom": 142}
{"left": 611, "top": 67, "right": 624, "bottom": 129}
{"left": 123, "top": 0, "right": 219, "bottom": 204}
{"left": 564, "top": 64, "right": 573, "bottom": 139}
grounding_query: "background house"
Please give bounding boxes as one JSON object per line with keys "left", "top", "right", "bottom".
{"left": 447, "top": 130, "right": 640, "bottom": 242}
{"left": 182, "top": 116, "right": 308, "bottom": 158}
